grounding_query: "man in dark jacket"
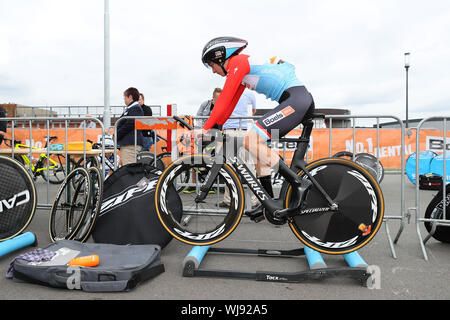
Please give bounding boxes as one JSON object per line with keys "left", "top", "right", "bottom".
{"left": 138, "top": 93, "right": 155, "bottom": 151}
{"left": 117, "top": 87, "right": 144, "bottom": 165}
{"left": 0, "top": 105, "right": 7, "bottom": 146}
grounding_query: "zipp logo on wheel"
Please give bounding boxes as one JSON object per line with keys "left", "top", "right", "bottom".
{"left": 263, "top": 106, "right": 295, "bottom": 127}
{"left": 0, "top": 190, "right": 31, "bottom": 213}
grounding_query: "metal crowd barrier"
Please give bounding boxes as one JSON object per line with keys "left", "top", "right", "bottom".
{"left": 414, "top": 117, "right": 450, "bottom": 261}
{"left": 110, "top": 114, "right": 409, "bottom": 259}
{"left": 0, "top": 117, "right": 106, "bottom": 209}
{"left": 326, "top": 115, "right": 406, "bottom": 259}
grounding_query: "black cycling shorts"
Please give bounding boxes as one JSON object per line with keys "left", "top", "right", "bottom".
{"left": 253, "top": 86, "right": 315, "bottom": 140}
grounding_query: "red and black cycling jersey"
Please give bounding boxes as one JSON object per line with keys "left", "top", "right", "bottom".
{"left": 203, "top": 54, "right": 304, "bottom": 132}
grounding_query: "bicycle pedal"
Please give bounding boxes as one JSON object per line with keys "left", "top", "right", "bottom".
{"left": 251, "top": 213, "right": 265, "bottom": 223}
{"left": 245, "top": 206, "right": 265, "bottom": 223}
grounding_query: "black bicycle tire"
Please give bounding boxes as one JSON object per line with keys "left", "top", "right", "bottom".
{"left": 0, "top": 155, "right": 37, "bottom": 241}
{"left": 283, "top": 157, "right": 385, "bottom": 255}
{"left": 333, "top": 151, "right": 354, "bottom": 159}
{"left": 334, "top": 151, "right": 384, "bottom": 184}
{"left": 155, "top": 154, "right": 245, "bottom": 246}
{"left": 70, "top": 156, "right": 99, "bottom": 189}
{"left": 137, "top": 151, "right": 165, "bottom": 171}
{"left": 49, "top": 167, "right": 92, "bottom": 242}
{"left": 72, "top": 166, "right": 103, "bottom": 242}
{"left": 355, "top": 153, "right": 385, "bottom": 184}
{"left": 156, "top": 152, "right": 191, "bottom": 193}
{"left": 424, "top": 184, "right": 450, "bottom": 243}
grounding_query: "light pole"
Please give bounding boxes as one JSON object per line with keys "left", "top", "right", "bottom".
{"left": 404, "top": 52, "right": 410, "bottom": 128}
{"left": 104, "top": 0, "right": 111, "bottom": 131}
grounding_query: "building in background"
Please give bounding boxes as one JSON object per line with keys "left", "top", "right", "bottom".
{"left": 377, "top": 118, "right": 449, "bottom": 130}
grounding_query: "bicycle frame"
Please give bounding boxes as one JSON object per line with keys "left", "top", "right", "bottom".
{"left": 195, "top": 119, "right": 337, "bottom": 218}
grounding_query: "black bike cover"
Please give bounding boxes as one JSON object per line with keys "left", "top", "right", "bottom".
{"left": 92, "top": 163, "right": 182, "bottom": 248}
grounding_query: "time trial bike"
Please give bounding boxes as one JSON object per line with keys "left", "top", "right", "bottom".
{"left": 155, "top": 113, "right": 385, "bottom": 255}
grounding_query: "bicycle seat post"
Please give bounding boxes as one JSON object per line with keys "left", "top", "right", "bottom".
{"left": 290, "top": 120, "right": 314, "bottom": 172}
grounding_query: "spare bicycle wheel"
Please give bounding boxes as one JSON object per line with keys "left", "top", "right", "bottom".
{"left": 0, "top": 156, "right": 37, "bottom": 241}
{"left": 49, "top": 167, "right": 92, "bottom": 242}
{"left": 72, "top": 166, "right": 103, "bottom": 242}
{"left": 424, "top": 184, "right": 450, "bottom": 243}
{"left": 334, "top": 151, "right": 384, "bottom": 183}
{"left": 355, "top": 153, "right": 384, "bottom": 184}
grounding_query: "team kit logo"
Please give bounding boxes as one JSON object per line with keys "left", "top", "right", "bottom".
{"left": 262, "top": 106, "right": 295, "bottom": 127}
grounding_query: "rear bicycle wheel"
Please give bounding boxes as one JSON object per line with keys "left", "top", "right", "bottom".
{"left": 284, "top": 158, "right": 384, "bottom": 255}
{"left": 155, "top": 154, "right": 245, "bottom": 246}
{"left": 49, "top": 167, "right": 92, "bottom": 242}
{"left": 72, "top": 166, "right": 103, "bottom": 242}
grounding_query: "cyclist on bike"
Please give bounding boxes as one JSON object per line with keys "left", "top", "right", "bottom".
{"left": 187, "top": 36, "right": 314, "bottom": 210}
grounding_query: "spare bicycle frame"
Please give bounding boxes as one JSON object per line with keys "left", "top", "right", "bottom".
{"left": 195, "top": 119, "right": 336, "bottom": 217}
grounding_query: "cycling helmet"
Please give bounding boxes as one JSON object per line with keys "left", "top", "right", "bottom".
{"left": 201, "top": 37, "right": 248, "bottom": 73}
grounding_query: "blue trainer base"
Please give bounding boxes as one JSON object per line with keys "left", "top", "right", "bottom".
{"left": 343, "top": 251, "right": 368, "bottom": 268}
{"left": 304, "top": 247, "right": 327, "bottom": 269}
{"left": 0, "top": 233, "right": 37, "bottom": 258}
{"left": 183, "top": 245, "right": 210, "bottom": 268}
{"left": 182, "top": 245, "right": 370, "bottom": 286}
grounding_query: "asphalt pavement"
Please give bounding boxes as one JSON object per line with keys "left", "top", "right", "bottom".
{"left": 1, "top": 173, "right": 450, "bottom": 300}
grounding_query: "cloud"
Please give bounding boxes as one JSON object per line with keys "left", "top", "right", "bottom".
{"left": 0, "top": 0, "right": 449, "bottom": 124}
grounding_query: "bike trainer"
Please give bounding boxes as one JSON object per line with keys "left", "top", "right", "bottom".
{"left": 182, "top": 245, "right": 372, "bottom": 287}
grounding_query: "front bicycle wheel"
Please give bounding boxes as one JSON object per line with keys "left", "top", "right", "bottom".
{"left": 284, "top": 158, "right": 384, "bottom": 255}
{"left": 72, "top": 166, "right": 103, "bottom": 242}
{"left": 49, "top": 167, "right": 92, "bottom": 242}
{"left": 155, "top": 154, "right": 245, "bottom": 246}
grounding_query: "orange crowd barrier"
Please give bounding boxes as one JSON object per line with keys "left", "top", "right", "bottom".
{"left": 1, "top": 127, "right": 448, "bottom": 169}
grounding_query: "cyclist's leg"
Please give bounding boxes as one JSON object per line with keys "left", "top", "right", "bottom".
{"left": 222, "top": 129, "right": 259, "bottom": 207}
{"left": 244, "top": 86, "right": 314, "bottom": 179}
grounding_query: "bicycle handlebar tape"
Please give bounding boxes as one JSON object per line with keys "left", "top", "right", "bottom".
{"left": 343, "top": 252, "right": 368, "bottom": 268}
{"left": 0, "top": 232, "right": 37, "bottom": 259}
{"left": 182, "top": 246, "right": 210, "bottom": 276}
{"left": 304, "top": 246, "right": 327, "bottom": 270}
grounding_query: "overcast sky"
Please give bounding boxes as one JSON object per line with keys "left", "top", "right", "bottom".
{"left": 1, "top": 0, "right": 449, "bottom": 123}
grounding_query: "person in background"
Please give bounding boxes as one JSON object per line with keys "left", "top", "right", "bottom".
{"left": 117, "top": 87, "right": 144, "bottom": 166}
{"left": 220, "top": 89, "right": 265, "bottom": 208}
{"left": 183, "top": 88, "right": 222, "bottom": 194}
{"left": 0, "top": 105, "right": 7, "bottom": 145}
{"left": 79, "top": 114, "right": 97, "bottom": 129}
{"left": 195, "top": 88, "right": 222, "bottom": 128}
{"left": 138, "top": 93, "right": 155, "bottom": 152}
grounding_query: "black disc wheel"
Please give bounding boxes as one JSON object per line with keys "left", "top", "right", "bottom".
{"left": 424, "top": 184, "right": 450, "bottom": 243}
{"left": 284, "top": 158, "right": 384, "bottom": 255}
{"left": 155, "top": 154, "right": 245, "bottom": 246}
{"left": 0, "top": 156, "right": 37, "bottom": 241}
